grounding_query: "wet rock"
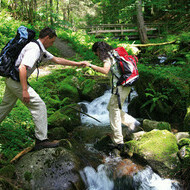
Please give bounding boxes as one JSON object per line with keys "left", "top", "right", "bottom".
{"left": 15, "top": 147, "right": 85, "bottom": 190}
{"left": 114, "top": 159, "right": 143, "bottom": 178}
{"left": 142, "top": 119, "right": 171, "bottom": 132}
{"left": 132, "top": 131, "right": 146, "bottom": 141}
{"left": 175, "top": 132, "right": 190, "bottom": 142}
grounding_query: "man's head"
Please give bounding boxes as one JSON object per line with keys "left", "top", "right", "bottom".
{"left": 39, "top": 27, "right": 57, "bottom": 49}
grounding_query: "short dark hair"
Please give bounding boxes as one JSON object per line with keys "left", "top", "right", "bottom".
{"left": 39, "top": 27, "right": 57, "bottom": 39}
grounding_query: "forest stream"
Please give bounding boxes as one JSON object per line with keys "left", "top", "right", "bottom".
{"left": 78, "top": 90, "right": 182, "bottom": 190}
{"left": 16, "top": 38, "right": 183, "bottom": 190}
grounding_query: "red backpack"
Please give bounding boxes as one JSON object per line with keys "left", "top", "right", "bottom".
{"left": 110, "top": 47, "right": 139, "bottom": 109}
{"left": 110, "top": 46, "right": 139, "bottom": 87}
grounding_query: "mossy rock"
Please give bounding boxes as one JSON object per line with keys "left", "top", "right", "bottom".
{"left": 48, "top": 104, "right": 81, "bottom": 132}
{"left": 48, "top": 127, "right": 69, "bottom": 140}
{"left": 81, "top": 79, "right": 107, "bottom": 101}
{"left": 126, "top": 130, "right": 179, "bottom": 177}
{"left": 178, "top": 138, "right": 190, "bottom": 148}
{"left": 0, "top": 165, "right": 15, "bottom": 178}
{"left": 58, "top": 78, "right": 80, "bottom": 102}
{"left": 184, "top": 105, "right": 190, "bottom": 132}
{"left": 72, "top": 125, "right": 111, "bottom": 144}
{"left": 142, "top": 119, "right": 171, "bottom": 132}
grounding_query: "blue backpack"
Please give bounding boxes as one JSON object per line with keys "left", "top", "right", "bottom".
{"left": 0, "top": 26, "right": 42, "bottom": 81}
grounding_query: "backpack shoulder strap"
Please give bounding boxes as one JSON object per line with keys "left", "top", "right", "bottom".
{"left": 31, "top": 40, "right": 44, "bottom": 81}
{"left": 31, "top": 40, "right": 43, "bottom": 54}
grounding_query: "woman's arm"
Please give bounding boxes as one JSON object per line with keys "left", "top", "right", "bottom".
{"left": 86, "top": 61, "right": 111, "bottom": 75}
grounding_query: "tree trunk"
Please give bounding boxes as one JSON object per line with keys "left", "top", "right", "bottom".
{"left": 136, "top": 0, "right": 148, "bottom": 44}
{"left": 50, "top": 0, "right": 53, "bottom": 25}
{"left": 28, "top": 0, "right": 34, "bottom": 24}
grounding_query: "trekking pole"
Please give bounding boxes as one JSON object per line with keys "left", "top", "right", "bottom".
{"left": 67, "top": 106, "right": 102, "bottom": 123}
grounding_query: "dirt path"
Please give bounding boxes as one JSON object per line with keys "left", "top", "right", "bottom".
{"left": 32, "top": 38, "right": 77, "bottom": 77}
{"left": 53, "top": 38, "right": 76, "bottom": 58}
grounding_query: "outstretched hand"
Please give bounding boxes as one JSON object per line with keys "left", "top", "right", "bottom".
{"left": 79, "top": 61, "right": 90, "bottom": 67}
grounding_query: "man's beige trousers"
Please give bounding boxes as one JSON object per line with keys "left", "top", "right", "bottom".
{"left": 107, "top": 86, "right": 138, "bottom": 144}
{"left": 0, "top": 78, "right": 47, "bottom": 140}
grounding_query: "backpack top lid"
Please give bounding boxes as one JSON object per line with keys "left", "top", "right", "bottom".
{"left": 14, "top": 26, "right": 36, "bottom": 43}
{"left": 115, "top": 47, "right": 128, "bottom": 57}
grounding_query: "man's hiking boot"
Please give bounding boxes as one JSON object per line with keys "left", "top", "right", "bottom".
{"left": 34, "top": 139, "right": 59, "bottom": 150}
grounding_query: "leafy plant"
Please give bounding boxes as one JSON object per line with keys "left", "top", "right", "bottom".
{"left": 141, "top": 84, "right": 170, "bottom": 113}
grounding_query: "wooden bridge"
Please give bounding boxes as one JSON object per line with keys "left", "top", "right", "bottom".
{"left": 84, "top": 23, "right": 162, "bottom": 39}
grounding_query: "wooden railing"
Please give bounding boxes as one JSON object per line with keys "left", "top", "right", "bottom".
{"left": 83, "top": 23, "right": 162, "bottom": 39}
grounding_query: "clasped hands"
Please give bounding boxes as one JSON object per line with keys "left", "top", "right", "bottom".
{"left": 79, "top": 61, "right": 91, "bottom": 67}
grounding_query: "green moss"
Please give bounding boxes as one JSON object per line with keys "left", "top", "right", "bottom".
{"left": 82, "top": 79, "right": 95, "bottom": 94}
{"left": 127, "top": 130, "right": 179, "bottom": 165}
{"left": 139, "top": 130, "right": 178, "bottom": 158}
{"left": 24, "top": 171, "right": 33, "bottom": 182}
{"left": 184, "top": 106, "right": 190, "bottom": 132}
{"left": 58, "top": 82, "right": 80, "bottom": 102}
{"left": 0, "top": 165, "right": 15, "bottom": 178}
{"left": 48, "top": 104, "right": 81, "bottom": 132}
{"left": 143, "top": 119, "right": 171, "bottom": 132}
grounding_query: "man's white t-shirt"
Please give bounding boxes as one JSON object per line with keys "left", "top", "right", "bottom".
{"left": 15, "top": 39, "right": 53, "bottom": 78}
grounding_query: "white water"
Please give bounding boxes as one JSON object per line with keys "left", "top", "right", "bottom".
{"left": 79, "top": 90, "right": 182, "bottom": 190}
{"left": 79, "top": 89, "right": 138, "bottom": 127}
{"left": 80, "top": 157, "right": 181, "bottom": 190}
{"left": 80, "top": 165, "right": 181, "bottom": 190}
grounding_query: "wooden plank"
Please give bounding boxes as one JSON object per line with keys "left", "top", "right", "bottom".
{"left": 88, "top": 29, "right": 138, "bottom": 34}
{"left": 88, "top": 28, "right": 157, "bottom": 34}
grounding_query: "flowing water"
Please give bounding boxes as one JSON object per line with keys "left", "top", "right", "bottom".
{"left": 79, "top": 89, "right": 137, "bottom": 127}
{"left": 79, "top": 90, "right": 182, "bottom": 190}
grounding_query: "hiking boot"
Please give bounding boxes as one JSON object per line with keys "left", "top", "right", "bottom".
{"left": 34, "top": 139, "right": 59, "bottom": 150}
{"left": 116, "top": 143, "right": 127, "bottom": 152}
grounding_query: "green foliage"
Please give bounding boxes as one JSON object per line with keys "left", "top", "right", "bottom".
{"left": 0, "top": 122, "right": 34, "bottom": 160}
{"left": 0, "top": 165, "right": 15, "bottom": 178}
{"left": 141, "top": 83, "right": 170, "bottom": 113}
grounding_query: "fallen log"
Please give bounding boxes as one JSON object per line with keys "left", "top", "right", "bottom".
{"left": 132, "top": 40, "right": 176, "bottom": 47}
{"left": 10, "top": 144, "right": 34, "bottom": 163}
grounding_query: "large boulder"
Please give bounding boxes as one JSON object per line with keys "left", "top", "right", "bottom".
{"left": 126, "top": 130, "right": 180, "bottom": 177}
{"left": 15, "top": 147, "right": 85, "bottom": 190}
{"left": 142, "top": 119, "right": 171, "bottom": 132}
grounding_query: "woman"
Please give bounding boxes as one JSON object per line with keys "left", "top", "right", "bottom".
{"left": 86, "top": 41, "right": 140, "bottom": 150}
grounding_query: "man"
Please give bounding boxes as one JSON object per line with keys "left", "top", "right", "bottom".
{"left": 0, "top": 27, "right": 88, "bottom": 150}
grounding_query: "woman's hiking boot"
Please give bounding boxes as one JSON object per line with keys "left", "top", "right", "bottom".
{"left": 34, "top": 139, "right": 59, "bottom": 150}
